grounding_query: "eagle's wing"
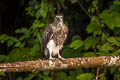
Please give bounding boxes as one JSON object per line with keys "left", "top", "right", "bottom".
{"left": 42, "top": 24, "right": 54, "bottom": 53}
{"left": 63, "top": 24, "right": 69, "bottom": 42}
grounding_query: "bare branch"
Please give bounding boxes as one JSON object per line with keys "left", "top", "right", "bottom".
{"left": 96, "top": 68, "right": 100, "bottom": 80}
{"left": 77, "top": 0, "right": 92, "bottom": 18}
{"left": 0, "top": 56, "right": 120, "bottom": 72}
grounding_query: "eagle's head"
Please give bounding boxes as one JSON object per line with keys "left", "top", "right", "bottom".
{"left": 55, "top": 16, "right": 63, "bottom": 23}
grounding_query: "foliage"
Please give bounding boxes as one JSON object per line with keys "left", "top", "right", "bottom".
{"left": 69, "top": 0, "right": 120, "bottom": 80}
{"left": 0, "top": 0, "right": 120, "bottom": 80}
{"left": 77, "top": 73, "right": 94, "bottom": 80}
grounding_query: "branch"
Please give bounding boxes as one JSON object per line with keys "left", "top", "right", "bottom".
{"left": 0, "top": 56, "right": 120, "bottom": 72}
{"left": 77, "top": 0, "right": 92, "bottom": 18}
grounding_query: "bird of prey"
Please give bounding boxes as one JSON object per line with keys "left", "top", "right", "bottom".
{"left": 42, "top": 16, "right": 68, "bottom": 60}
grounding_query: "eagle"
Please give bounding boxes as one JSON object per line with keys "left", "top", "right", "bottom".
{"left": 42, "top": 16, "right": 68, "bottom": 60}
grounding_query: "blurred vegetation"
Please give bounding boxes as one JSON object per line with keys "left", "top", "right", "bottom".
{"left": 0, "top": 0, "right": 120, "bottom": 80}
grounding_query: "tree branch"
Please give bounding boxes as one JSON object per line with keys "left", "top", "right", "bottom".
{"left": 0, "top": 56, "right": 120, "bottom": 72}
{"left": 77, "top": 0, "right": 92, "bottom": 18}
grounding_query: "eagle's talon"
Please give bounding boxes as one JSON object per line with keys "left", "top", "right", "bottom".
{"left": 49, "top": 58, "right": 55, "bottom": 60}
{"left": 58, "top": 57, "right": 65, "bottom": 61}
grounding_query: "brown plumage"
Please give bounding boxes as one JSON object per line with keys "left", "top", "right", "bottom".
{"left": 42, "top": 16, "right": 68, "bottom": 60}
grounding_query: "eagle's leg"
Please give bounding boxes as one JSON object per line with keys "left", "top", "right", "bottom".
{"left": 58, "top": 52, "right": 65, "bottom": 60}
{"left": 47, "top": 40, "right": 55, "bottom": 60}
{"left": 48, "top": 47, "right": 55, "bottom": 60}
{"left": 49, "top": 53, "right": 55, "bottom": 60}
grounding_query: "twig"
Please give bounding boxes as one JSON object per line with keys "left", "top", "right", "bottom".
{"left": 96, "top": 68, "right": 100, "bottom": 80}
{"left": 77, "top": 0, "right": 92, "bottom": 18}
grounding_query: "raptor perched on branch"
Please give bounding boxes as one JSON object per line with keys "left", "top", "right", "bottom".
{"left": 42, "top": 16, "right": 68, "bottom": 60}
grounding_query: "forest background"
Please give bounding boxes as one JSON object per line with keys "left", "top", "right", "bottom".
{"left": 0, "top": 0, "right": 120, "bottom": 80}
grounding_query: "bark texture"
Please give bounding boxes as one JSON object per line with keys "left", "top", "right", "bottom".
{"left": 0, "top": 56, "right": 120, "bottom": 72}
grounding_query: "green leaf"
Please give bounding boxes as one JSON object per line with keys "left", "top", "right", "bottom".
{"left": 110, "top": 67, "right": 118, "bottom": 74}
{"left": 14, "top": 42, "right": 25, "bottom": 48}
{"left": 7, "top": 48, "right": 30, "bottom": 62}
{"left": 37, "top": 32, "right": 42, "bottom": 44}
{"left": 0, "top": 34, "right": 9, "bottom": 43}
{"left": 116, "top": 42, "right": 120, "bottom": 47}
{"left": 32, "top": 20, "right": 45, "bottom": 30}
{"left": 0, "top": 34, "right": 17, "bottom": 46}
{"left": 43, "top": 71, "right": 49, "bottom": 76}
{"left": 84, "top": 37, "right": 99, "bottom": 50}
{"left": 0, "top": 72, "right": 6, "bottom": 76}
{"left": 18, "top": 35, "right": 25, "bottom": 41}
{"left": 71, "top": 35, "right": 81, "bottom": 41}
{"left": 36, "top": 8, "right": 42, "bottom": 18}
{"left": 83, "top": 52, "right": 96, "bottom": 57}
{"left": 101, "top": 33, "right": 109, "bottom": 41}
{"left": 77, "top": 73, "right": 94, "bottom": 80}
{"left": 70, "top": 40, "right": 83, "bottom": 49}
{"left": 7, "top": 40, "right": 14, "bottom": 47}
{"left": 9, "top": 36, "right": 18, "bottom": 42}
{"left": 114, "top": 17, "right": 120, "bottom": 27}
{"left": 87, "top": 17, "right": 100, "bottom": 33}
{"left": 30, "top": 43, "right": 41, "bottom": 58}
{"left": 99, "top": 74, "right": 107, "bottom": 80}
{"left": 97, "top": 51, "right": 113, "bottom": 56}
{"left": 62, "top": 47, "right": 82, "bottom": 58}
{"left": 34, "top": 4, "right": 40, "bottom": 10}
{"left": 92, "top": 0, "right": 98, "bottom": 8}
{"left": 114, "top": 72, "right": 120, "bottom": 80}
{"left": 55, "top": 72, "right": 67, "bottom": 80}
{"left": 17, "top": 77, "right": 23, "bottom": 80}
{"left": 101, "top": 44, "right": 113, "bottom": 51}
{"left": 99, "top": 10, "right": 115, "bottom": 29}
{"left": 113, "top": 0, "right": 120, "bottom": 5}
{"left": 116, "top": 49, "right": 120, "bottom": 55}
{"left": 65, "top": 76, "right": 74, "bottom": 80}
{"left": 0, "top": 55, "right": 9, "bottom": 62}
{"left": 115, "top": 37, "right": 120, "bottom": 41}
{"left": 15, "top": 28, "right": 29, "bottom": 34}
{"left": 59, "top": 0, "right": 66, "bottom": 9}
{"left": 17, "top": 30, "right": 30, "bottom": 41}
{"left": 107, "top": 37, "right": 117, "bottom": 44}
{"left": 36, "top": 1, "right": 48, "bottom": 18}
